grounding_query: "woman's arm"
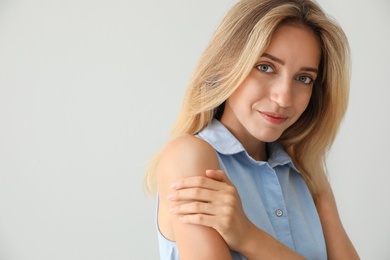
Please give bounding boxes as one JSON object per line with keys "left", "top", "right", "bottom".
{"left": 156, "top": 135, "right": 232, "bottom": 260}
{"left": 169, "top": 170, "right": 305, "bottom": 260}
{"left": 170, "top": 170, "right": 360, "bottom": 259}
{"left": 315, "top": 182, "right": 360, "bottom": 259}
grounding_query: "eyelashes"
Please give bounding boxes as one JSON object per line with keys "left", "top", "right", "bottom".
{"left": 255, "top": 63, "right": 315, "bottom": 85}
{"left": 256, "top": 64, "right": 274, "bottom": 73}
{"left": 296, "top": 75, "right": 313, "bottom": 84}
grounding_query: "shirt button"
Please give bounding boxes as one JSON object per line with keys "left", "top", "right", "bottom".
{"left": 275, "top": 209, "right": 283, "bottom": 217}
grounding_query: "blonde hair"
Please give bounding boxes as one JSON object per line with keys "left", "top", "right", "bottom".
{"left": 145, "top": 0, "right": 350, "bottom": 198}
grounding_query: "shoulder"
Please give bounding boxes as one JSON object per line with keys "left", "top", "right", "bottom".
{"left": 161, "top": 134, "right": 216, "bottom": 158}
{"left": 156, "top": 135, "right": 231, "bottom": 258}
{"left": 157, "top": 134, "right": 219, "bottom": 182}
{"left": 156, "top": 134, "right": 220, "bottom": 241}
{"left": 162, "top": 134, "right": 215, "bottom": 156}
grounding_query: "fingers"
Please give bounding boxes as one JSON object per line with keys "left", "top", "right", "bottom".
{"left": 170, "top": 201, "right": 217, "bottom": 216}
{"left": 205, "top": 170, "right": 233, "bottom": 185}
{"left": 168, "top": 174, "right": 238, "bottom": 205}
{"left": 205, "top": 169, "right": 225, "bottom": 182}
{"left": 171, "top": 175, "right": 226, "bottom": 191}
{"left": 168, "top": 187, "right": 216, "bottom": 203}
{"left": 178, "top": 213, "right": 231, "bottom": 237}
{"left": 168, "top": 185, "right": 237, "bottom": 204}
{"left": 178, "top": 213, "right": 217, "bottom": 230}
{"left": 171, "top": 201, "right": 236, "bottom": 227}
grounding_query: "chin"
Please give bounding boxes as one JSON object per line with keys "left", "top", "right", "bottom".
{"left": 263, "top": 137, "right": 280, "bottom": 143}
{"left": 255, "top": 132, "right": 283, "bottom": 143}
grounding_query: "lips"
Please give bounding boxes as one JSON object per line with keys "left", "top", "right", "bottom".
{"left": 259, "top": 111, "right": 288, "bottom": 124}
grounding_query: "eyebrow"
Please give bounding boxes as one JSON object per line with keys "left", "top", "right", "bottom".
{"left": 261, "top": 53, "right": 319, "bottom": 74}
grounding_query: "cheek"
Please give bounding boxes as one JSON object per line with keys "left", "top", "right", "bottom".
{"left": 295, "top": 89, "right": 313, "bottom": 114}
{"left": 229, "top": 84, "right": 256, "bottom": 106}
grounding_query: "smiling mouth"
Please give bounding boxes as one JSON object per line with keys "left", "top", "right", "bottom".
{"left": 259, "top": 111, "right": 288, "bottom": 124}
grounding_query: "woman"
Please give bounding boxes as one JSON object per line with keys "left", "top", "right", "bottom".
{"left": 146, "top": 0, "right": 359, "bottom": 259}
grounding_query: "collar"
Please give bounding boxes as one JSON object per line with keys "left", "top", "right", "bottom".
{"left": 197, "top": 119, "right": 300, "bottom": 172}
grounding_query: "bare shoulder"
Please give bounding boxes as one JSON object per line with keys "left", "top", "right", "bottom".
{"left": 156, "top": 134, "right": 232, "bottom": 259}
{"left": 157, "top": 134, "right": 219, "bottom": 183}
{"left": 156, "top": 134, "right": 220, "bottom": 241}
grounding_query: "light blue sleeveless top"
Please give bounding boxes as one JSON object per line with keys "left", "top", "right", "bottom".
{"left": 157, "top": 119, "right": 327, "bottom": 260}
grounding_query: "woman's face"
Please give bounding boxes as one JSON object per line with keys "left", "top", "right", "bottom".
{"left": 221, "top": 23, "right": 321, "bottom": 148}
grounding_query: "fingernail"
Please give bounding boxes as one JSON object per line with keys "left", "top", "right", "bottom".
{"left": 170, "top": 207, "right": 176, "bottom": 214}
{"left": 167, "top": 194, "right": 174, "bottom": 200}
{"left": 171, "top": 183, "right": 177, "bottom": 189}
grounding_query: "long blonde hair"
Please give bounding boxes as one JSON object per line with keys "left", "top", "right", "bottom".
{"left": 145, "top": 0, "right": 350, "bottom": 197}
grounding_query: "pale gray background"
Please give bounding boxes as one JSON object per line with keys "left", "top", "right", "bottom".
{"left": 0, "top": 0, "right": 389, "bottom": 259}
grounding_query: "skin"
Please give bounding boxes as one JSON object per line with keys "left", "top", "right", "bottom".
{"left": 170, "top": 170, "right": 305, "bottom": 259}
{"left": 171, "top": 170, "right": 359, "bottom": 259}
{"left": 157, "top": 135, "right": 232, "bottom": 259}
{"left": 219, "top": 23, "right": 319, "bottom": 161}
{"left": 158, "top": 23, "right": 359, "bottom": 259}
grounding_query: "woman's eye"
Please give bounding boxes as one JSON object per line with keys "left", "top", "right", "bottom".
{"left": 296, "top": 75, "right": 313, "bottom": 84}
{"left": 257, "top": 64, "right": 274, "bottom": 73}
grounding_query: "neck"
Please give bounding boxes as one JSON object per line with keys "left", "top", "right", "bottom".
{"left": 220, "top": 119, "right": 268, "bottom": 161}
{"left": 242, "top": 136, "right": 268, "bottom": 161}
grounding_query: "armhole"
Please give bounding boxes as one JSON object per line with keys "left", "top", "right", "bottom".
{"left": 156, "top": 194, "right": 175, "bottom": 244}
{"left": 156, "top": 194, "right": 179, "bottom": 259}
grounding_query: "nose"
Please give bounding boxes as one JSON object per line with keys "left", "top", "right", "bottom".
{"left": 270, "top": 78, "right": 293, "bottom": 108}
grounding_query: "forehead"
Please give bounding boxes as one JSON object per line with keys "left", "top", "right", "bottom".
{"left": 262, "top": 23, "right": 322, "bottom": 67}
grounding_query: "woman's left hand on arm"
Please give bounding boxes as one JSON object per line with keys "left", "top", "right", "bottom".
{"left": 167, "top": 170, "right": 306, "bottom": 260}
{"left": 168, "top": 170, "right": 252, "bottom": 252}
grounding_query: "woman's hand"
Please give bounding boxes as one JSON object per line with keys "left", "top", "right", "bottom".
{"left": 168, "top": 169, "right": 306, "bottom": 259}
{"left": 167, "top": 169, "right": 255, "bottom": 252}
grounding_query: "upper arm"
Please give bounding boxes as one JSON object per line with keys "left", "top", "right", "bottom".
{"left": 156, "top": 134, "right": 232, "bottom": 260}
{"left": 316, "top": 185, "right": 360, "bottom": 259}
